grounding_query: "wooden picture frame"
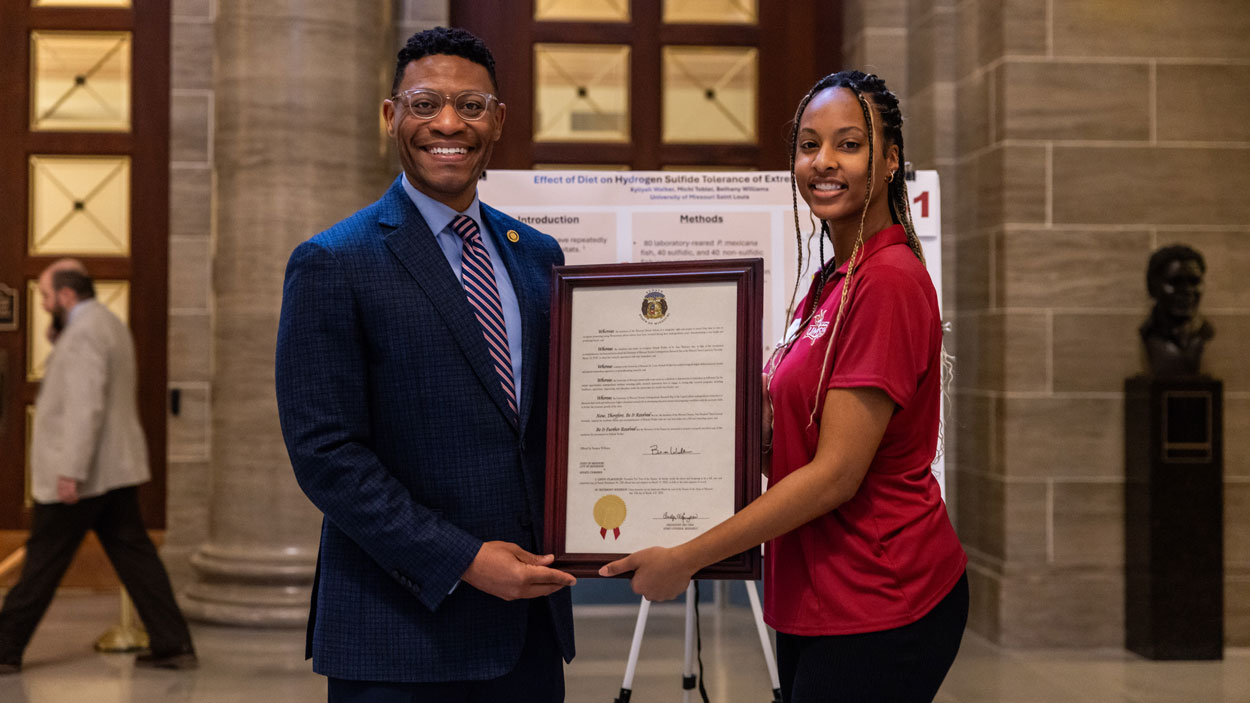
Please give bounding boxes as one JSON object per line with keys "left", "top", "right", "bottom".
{"left": 544, "top": 258, "right": 762, "bottom": 579}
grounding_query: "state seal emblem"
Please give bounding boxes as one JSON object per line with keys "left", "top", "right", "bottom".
{"left": 640, "top": 290, "right": 669, "bottom": 323}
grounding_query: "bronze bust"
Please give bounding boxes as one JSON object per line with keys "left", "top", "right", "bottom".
{"left": 1140, "top": 245, "right": 1214, "bottom": 377}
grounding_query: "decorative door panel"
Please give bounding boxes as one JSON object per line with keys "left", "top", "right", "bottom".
{"left": 0, "top": 1, "right": 169, "bottom": 542}
{"left": 454, "top": 0, "right": 840, "bottom": 170}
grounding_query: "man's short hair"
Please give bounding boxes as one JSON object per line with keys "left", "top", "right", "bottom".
{"left": 51, "top": 270, "right": 96, "bottom": 300}
{"left": 391, "top": 26, "right": 498, "bottom": 95}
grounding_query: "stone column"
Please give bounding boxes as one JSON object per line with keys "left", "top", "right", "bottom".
{"left": 181, "top": 0, "right": 392, "bottom": 626}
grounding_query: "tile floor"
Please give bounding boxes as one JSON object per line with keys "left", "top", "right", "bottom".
{"left": 0, "top": 594, "right": 1245, "bottom": 702}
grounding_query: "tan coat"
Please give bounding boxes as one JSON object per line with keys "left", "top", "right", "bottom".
{"left": 30, "top": 299, "right": 149, "bottom": 503}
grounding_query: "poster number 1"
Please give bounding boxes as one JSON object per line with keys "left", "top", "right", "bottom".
{"left": 912, "top": 190, "right": 930, "bottom": 218}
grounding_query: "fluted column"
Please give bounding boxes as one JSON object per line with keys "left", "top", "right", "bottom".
{"left": 181, "top": 0, "right": 391, "bottom": 626}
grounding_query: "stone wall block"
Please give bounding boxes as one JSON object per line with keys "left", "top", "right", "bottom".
{"left": 170, "top": 166, "right": 212, "bottom": 238}
{"left": 1053, "top": 146, "right": 1250, "bottom": 226}
{"left": 169, "top": 236, "right": 211, "bottom": 310}
{"left": 1053, "top": 0, "right": 1250, "bottom": 59}
{"left": 953, "top": 391, "right": 999, "bottom": 477}
{"left": 1226, "top": 396, "right": 1250, "bottom": 479}
{"left": 1004, "top": 480, "right": 1048, "bottom": 563}
{"left": 1001, "top": 396, "right": 1124, "bottom": 480}
{"left": 1171, "top": 231, "right": 1250, "bottom": 310}
{"left": 1052, "top": 481, "right": 1124, "bottom": 567}
{"left": 171, "top": 92, "right": 211, "bottom": 163}
{"left": 1203, "top": 314, "right": 1250, "bottom": 391}
{"left": 1052, "top": 313, "right": 1141, "bottom": 393}
{"left": 956, "top": 470, "right": 1005, "bottom": 561}
{"left": 997, "top": 229, "right": 1153, "bottom": 309}
{"left": 999, "top": 567, "right": 1123, "bottom": 647}
{"left": 167, "top": 385, "right": 210, "bottom": 460}
{"left": 998, "top": 61, "right": 1150, "bottom": 141}
{"left": 168, "top": 311, "right": 211, "bottom": 383}
{"left": 1158, "top": 64, "right": 1250, "bottom": 143}
{"left": 172, "top": 18, "right": 212, "bottom": 91}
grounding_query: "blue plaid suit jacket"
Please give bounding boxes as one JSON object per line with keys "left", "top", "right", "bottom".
{"left": 275, "top": 177, "right": 573, "bottom": 682}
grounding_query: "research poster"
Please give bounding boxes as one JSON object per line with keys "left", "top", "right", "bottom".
{"left": 478, "top": 169, "right": 947, "bottom": 493}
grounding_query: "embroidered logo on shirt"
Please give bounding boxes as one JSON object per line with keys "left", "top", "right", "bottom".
{"left": 804, "top": 309, "right": 830, "bottom": 345}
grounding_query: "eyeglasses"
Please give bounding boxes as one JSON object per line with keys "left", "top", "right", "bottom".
{"left": 390, "top": 89, "right": 499, "bottom": 121}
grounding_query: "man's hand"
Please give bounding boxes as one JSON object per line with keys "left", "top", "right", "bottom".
{"left": 57, "top": 477, "right": 79, "bottom": 505}
{"left": 598, "top": 546, "right": 696, "bottom": 602}
{"left": 461, "top": 541, "right": 577, "bottom": 601}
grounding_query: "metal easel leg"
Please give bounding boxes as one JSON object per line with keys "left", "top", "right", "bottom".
{"left": 615, "top": 596, "right": 652, "bottom": 703}
{"left": 682, "top": 581, "right": 697, "bottom": 703}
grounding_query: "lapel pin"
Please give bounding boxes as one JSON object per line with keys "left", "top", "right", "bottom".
{"left": 506, "top": 229, "right": 520, "bottom": 243}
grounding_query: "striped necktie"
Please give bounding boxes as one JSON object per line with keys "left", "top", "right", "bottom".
{"left": 451, "top": 215, "right": 518, "bottom": 419}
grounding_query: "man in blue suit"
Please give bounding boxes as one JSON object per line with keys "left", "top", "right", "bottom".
{"left": 276, "top": 27, "right": 576, "bottom": 702}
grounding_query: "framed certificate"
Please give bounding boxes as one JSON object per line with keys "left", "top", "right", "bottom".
{"left": 544, "top": 259, "right": 763, "bottom": 579}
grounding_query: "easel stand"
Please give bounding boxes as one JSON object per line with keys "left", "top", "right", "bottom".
{"left": 614, "top": 581, "right": 781, "bottom": 703}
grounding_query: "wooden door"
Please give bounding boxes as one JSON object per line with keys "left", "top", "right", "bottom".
{"left": 0, "top": 0, "right": 169, "bottom": 586}
{"left": 452, "top": 0, "right": 840, "bottom": 170}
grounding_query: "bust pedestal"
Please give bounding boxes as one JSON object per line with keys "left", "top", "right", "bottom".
{"left": 1124, "top": 375, "right": 1223, "bottom": 660}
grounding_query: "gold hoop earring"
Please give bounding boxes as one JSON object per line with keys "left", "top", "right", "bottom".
{"left": 886, "top": 171, "right": 895, "bottom": 184}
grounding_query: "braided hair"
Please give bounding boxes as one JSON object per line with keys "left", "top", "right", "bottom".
{"left": 768, "top": 70, "right": 926, "bottom": 425}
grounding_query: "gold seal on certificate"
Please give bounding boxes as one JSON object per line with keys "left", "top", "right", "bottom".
{"left": 593, "top": 494, "right": 627, "bottom": 540}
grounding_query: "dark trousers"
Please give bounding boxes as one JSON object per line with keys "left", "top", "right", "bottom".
{"left": 327, "top": 598, "right": 564, "bottom": 703}
{"left": 776, "top": 571, "right": 969, "bottom": 703}
{"left": 0, "top": 486, "right": 193, "bottom": 665}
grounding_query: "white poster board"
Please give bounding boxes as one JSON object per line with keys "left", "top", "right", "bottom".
{"left": 478, "top": 170, "right": 947, "bottom": 493}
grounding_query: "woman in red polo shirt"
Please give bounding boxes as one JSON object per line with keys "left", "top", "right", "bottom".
{"left": 601, "top": 70, "right": 968, "bottom": 702}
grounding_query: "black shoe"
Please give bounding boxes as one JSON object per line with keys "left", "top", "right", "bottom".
{"left": 0, "top": 662, "right": 20, "bottom": 675}
{"left": 134, "top": 650, "right": 198, "bottom": 670}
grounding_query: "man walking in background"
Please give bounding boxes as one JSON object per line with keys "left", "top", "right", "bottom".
{"left": 0, "top": 259, "right": 196, "bottom": 674}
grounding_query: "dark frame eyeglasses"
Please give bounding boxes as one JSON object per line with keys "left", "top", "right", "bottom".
{"left": 390, "top": 89, "right": 499, "bottom": 121}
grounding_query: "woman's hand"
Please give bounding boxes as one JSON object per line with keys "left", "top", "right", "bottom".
{"left": 599, "top": 546, "right": 697, "bottom": 602}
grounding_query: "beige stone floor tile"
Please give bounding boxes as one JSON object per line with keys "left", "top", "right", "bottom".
{"left": 2, "top": 593, "right": 1248, "bottom": 702}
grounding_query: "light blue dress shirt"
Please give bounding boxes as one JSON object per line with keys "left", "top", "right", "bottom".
{"left": 401, "top": 174, "right": 524, "bottom": 406}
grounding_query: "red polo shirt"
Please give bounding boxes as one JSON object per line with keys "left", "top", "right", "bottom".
{"left": 764, "top": 224, "right": 967, "bottom": 636}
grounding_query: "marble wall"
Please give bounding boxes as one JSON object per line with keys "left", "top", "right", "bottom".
{"left": 885, "top": 0, "right": 1250, "bottom": 647}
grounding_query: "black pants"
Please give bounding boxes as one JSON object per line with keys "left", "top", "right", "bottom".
{"left": 327, "top": 599, "right": 564, "bottom": 702}
{"left": 776, "top": 571, "right": 969, "bottom": 703}
{"left": 0, "top": 486, "right": 194, "bottom": 665}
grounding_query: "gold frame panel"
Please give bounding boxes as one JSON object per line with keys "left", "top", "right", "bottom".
{"left": 662, "top": 45, "right": 758, "bottom": 144}
{"left": 534, "top": 43, "right": 631, "bottom": 143}
{"left": 30, "top": 30, "right": 132, "bottom": 132}
{"left": 28, "top": 154, "right": 132, "bottom": 257}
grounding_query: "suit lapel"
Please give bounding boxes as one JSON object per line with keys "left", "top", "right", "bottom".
{"left": 380, "top": 182, "right": 519, "bottom": 429}
{"left": 482, "top": 204, "right": 540, "bottom": 435}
